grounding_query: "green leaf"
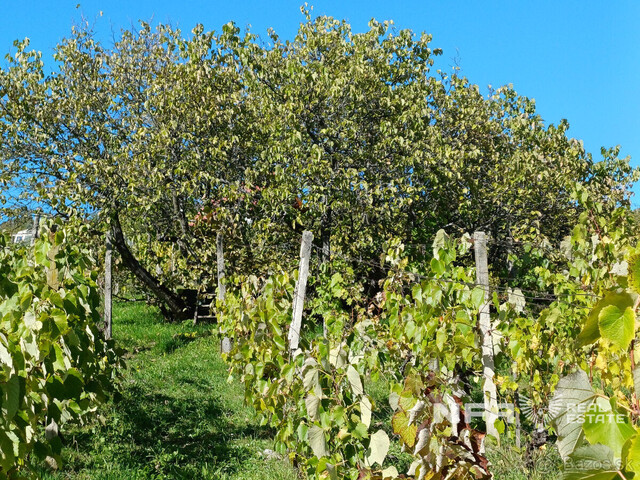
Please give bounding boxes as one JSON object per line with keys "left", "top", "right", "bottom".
{"left": 63, "top": 368, "right": 85, "bottom": 400}
{"left": 353, "top": 422, "right": 368, "bottom": 439}
{"left": 578, "top": 291, "right": 637, "bottom": 347}
{"left": 272, "top": 334, "right": 286, "bottom": 351}
{"left": 0, "top": 341, "right": 13, "bottom": 370}
{"left": 46, "top": 376, "right": 66, "bottom": 400}
{"left": 51, "top": 310, "right": 69, "bottom": 333}
{"left": 308, "top": 425, "right": 327, "bottom": 458}
{"left": 582, "top": 398, "right": 634, "bottom": 458}
{"left": 436, "top": 329, "right": 447, "bottom": 351}
{"left": 0, "top": 431, "right": 16, "bottom": 472}
{"left": 305, "top": 394, "right": 320, "bottom": 421}
{"left": 52, "top": 344, "right": 66, "bottom": 372}
{"left": 577, "top": 308, "right": 602, "bottom": 347}
{"left": 367, "top": 429, "right": 389, "bottom": 466}
{"left": 549, "top": 370, "right": 597, "bottom": 461}
{"left": 360, "top": 396, "right": 372, "bottom": 428}
{"left": 411, "top": 284, "right": 422, "bottom": 302}
{"left": 471, "top": 287, "right": 486, "bottom": 309}
{"left": 623, "top": 433, "right": 640, "bottom": 474}
{"left": 628, "top": 254, "right": 640, "bottom": 294}
{"left": 346, "top": 365, "right": 364, "bottom": 397}
{"left": 303, "top": 362, "right": 320, "bottom": 395}
{"left": 382, "top": 466, "right": 399, "bottom": 479}
{"left": 3, "top": 375, "right": 20, "bottom": 421}
{"left": 598, "top": 304, "right": 635, "bottom": 351}
{"left": 391, "top": 411, "right": 417, "bottom": 448}
{"left": 326, "top": 463, "right": 338, "bottom": 480}
{"left": 329, "top": 346, "right": 347, "bottom": 368}
{"left": 430, "top": 258, "right": 445, "bottom": 276}
{"left": 563, "top": 444, "right": 620, "bottom": 480}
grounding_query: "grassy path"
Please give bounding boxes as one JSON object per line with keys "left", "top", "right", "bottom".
{"left": 40, "top": 302, "right": 299, "bottom": 480}
{"left": 35, "top": 302, "right": 563, "bottom": 479}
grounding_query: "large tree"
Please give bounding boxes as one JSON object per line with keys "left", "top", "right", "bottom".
{"left": 0, "top": 23, "right": 251, "bottom": 318}
{"left": 0, "top": 13, "right": 636, "bottom": 317}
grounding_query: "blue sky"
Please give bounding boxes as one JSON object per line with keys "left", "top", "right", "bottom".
{"left": 1, "top": 1, "right": 639, "bottom": 202}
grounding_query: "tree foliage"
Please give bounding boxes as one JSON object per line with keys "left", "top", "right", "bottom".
{"left": 0, "top": 11, "right": 636, "bottom": 318}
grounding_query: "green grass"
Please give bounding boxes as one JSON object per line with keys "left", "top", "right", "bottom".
{"left": 34, "top": 301, "right": 563, "bottom": 479}
{"left": 37, "top": 302, "right": 299, "bottom": 480}
{"left": 486, "top": 440, "right": 562, "bottom": 480}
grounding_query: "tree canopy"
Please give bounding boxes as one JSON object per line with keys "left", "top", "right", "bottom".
{"left": 1, "top": 11, "right": 636, "bottom": 317}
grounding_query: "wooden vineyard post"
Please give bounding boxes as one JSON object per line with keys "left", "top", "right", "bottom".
{"left": 217, "top": 232, "right": 226, "bottom": 301}
{"left": 218, "top": 232, "right": 232, "bottom": 354}
{"left": 30, "top": 214, "right": 40, "bottom": 246}
{"left": 288, "top": 230, "right": 314, "bottom": 354}
{"left": 514, "top": 389, "right": 522, "bottom": 449}
{"left": 104, "top": 233, "right": 113, "bottom": 340}
{"left": 473, "top": 231, "right": 499, "bottom": 440}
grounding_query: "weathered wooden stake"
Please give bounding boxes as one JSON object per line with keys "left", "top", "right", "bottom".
{"left": 288, "top": 230, "right": 314, "bottom": 353}
{"left": 474, "top": 231, "right": 499, "bottom": 440}
{"left": 104, "top": 233, "right": 113, "bottom": 340}
{"left": 514, "top": 389, "right": 522, "bottom": 449}
{"left": 30, "top": 214, "right": 40, "bottom": 245}
{"left": 217, "top": 232, "right": 232, "bottom": 354}
{"left": 216, "top": 232, "right": 226, "bottom": 301}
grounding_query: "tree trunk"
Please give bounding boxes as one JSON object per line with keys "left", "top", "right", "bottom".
{"left": 110, "top": 210, "right": 191, "bottom": 320}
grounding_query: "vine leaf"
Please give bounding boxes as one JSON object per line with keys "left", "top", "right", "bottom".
{"left": 598, "top": 304, "right": 635, "bottom": 351}
{"left": 430, "top": 258, "right": 445, "bottom": 276}
{"left": 628, "top": 254, "right": 640, "bottom": 294}
{"left": 360, "top": 396, "right": 372, "bottom": 428}
{"left": 3, "top": 375, "right": 20, "bottom": 421}
{"left": 471, "top": 287, "right": 486, "bottom": 310}
{"left": 407, "top": 399, "right": 426, "bottom": 424}
{"left": 414, "top": 427, "right": 430, "bottom": 455}
{"left": 0, "top": 339, "right": 13, "bottom": 370}
{"left": 303, "top": 359, "right": 321, "bottom": 395}
{"left": 308, "top": 425, "right": 327, "bottom": 458}
{"left": 391, "top": 411, "right": 417, "bottom": 448}
{"left": 0, "top": 431, "right": 16, "bottom": 472}
{"left": 381, "top": 466, "right": 399, "bottom": 479}
{"left": 326, "top": 463, "right": 338, "bottom": 480}
{"left": 367, "top": 429, "right": 389, "bottom": 466}
{"left": 577, "top": 291, "right": 637, "bottom": 347}
{"left": 633, "top": 365, "right": 640, "bottom": 399}
{"left": 329, "top": 345, "right": 347, "bottom": 368}
{"left": 305, "top": 394, "right": 320, "bottom": 421}
{"left": 622, "top": 433, "right": 640, "bottom": 474}
{"left": 347, "top": 365, "right": 364, "bottom": 397}
{"left": 548, "top": 370, "right": 597, "bottom": 461}
{"left": 582, "top": 397, "right": 634, "bottom": 459}
{"left": 577, "top": 308, "right": 602, "bottom": 347}
{"left": 563, "top": 444, "right": 620, "bottom": 480}
{"left": 46, "top": 267, "right": 60, "bottom": 290}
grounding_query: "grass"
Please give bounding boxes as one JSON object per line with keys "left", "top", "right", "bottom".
{"left": 35, "top": 301, "right": 562, "bottom": 479}
{"left": 486, "top": 440, "right": 562, "bottom": 480}
{"left": 37, "top": 302, "right": 299, "bottom": 480}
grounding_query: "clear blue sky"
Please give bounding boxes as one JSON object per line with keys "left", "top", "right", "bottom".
{"left": 2, "top": 1, "right": 639, "bottom": 203}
